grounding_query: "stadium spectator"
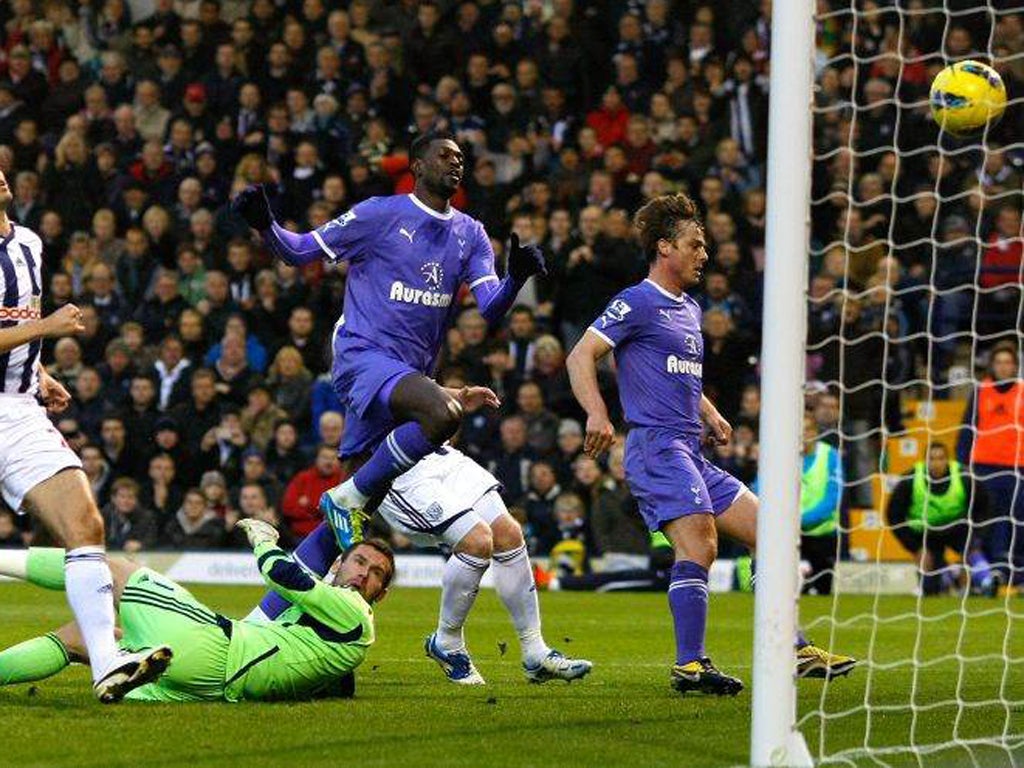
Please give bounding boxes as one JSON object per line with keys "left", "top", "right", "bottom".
{"left": 590, "top": 443, "right": 647, "bottom": 564}
{"left": 171, "top": 367, "right": 222, "bottom": 455}
{"left": 0, "top": 509, "right": 24, "bottom": 548}
{"left": 521, "top": 460, "right": 562, "bottom": 555}
{"left": 103, "top": 477, "right": 159, "bottom": 553}
{"left": 265, "top": 420, "right": 307, "bottom": 488}
{"left": 140, "top": 452, "right": 185, "bottom": 532}
{"left": 163, "top": 487, "right": 226, "bottom": 550}
{"left": 516, "top": 380, "right": 560, "bottom": 458}
{"left": 280, "top": 443, "right": 343, "bottom": 538}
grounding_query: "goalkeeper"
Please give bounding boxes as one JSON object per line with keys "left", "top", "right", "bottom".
{"left": 0, "top": 521, "right": 393, "bottom": 701}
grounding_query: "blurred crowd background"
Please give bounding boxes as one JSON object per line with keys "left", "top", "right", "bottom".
{"left": 0, "top": 0, "right": 1020, "bottom": 569}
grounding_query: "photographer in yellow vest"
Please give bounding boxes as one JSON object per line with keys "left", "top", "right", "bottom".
{"left": 799, "top": 411, "right": 844, "bottom": 595}
{"left": 888, "top": 442, "right": 994, "bottom": 596}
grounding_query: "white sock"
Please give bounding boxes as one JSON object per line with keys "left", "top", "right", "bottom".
{"left": 436, "top": 552, "right": 489, "bottom": 652}
{"left": 64, "top": 547, "right": 119, "bottom": 681}
{"left": 243, "top": 606, "right": 271, "bottom": 623}
{"left": 0, "top": 549, "right": 29, "bottom": 579}
{"left": 492, "top": 545, "right": 550, "bottom": 665}
{"left": 328, "top": 477, "right": 368, "bottom": 507}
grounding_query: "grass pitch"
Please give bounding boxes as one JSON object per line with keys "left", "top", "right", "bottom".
{"left": 0, "top": 583, "right": 1021, "bottom": 767}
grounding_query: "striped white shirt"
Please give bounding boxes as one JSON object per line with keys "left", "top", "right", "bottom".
{"left": 0, "top": 224, "right": 44, "bottom": 397}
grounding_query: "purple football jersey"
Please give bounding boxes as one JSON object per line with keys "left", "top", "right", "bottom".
{"left": 314, "top": 194, "right": 498, "bottom": 374}
{"left": 588, "top": 279, "right": 705, "bottom": 438}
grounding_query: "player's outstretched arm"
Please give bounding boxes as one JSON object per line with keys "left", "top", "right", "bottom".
{"left": 566, "top": 330, "right": 615, "bottom": 457}
{"left": 231, "top": 185, "right": 324, "bottom": 267}
{"left": 0, "top": 304, "right": 84, "bottom": 355}
{"left": 238, "top": 521, "right": 368, "bottom": 631}
{"left": 473, "top": 233, "right": 547, "bottom": 326}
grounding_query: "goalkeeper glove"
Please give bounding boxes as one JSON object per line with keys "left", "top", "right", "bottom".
{"left": 236, "top": 518, "right": 280, "bottom": 548}
{"left": 231, "top": 184, "right": 274, "bottom": 231}
{"left": 508, "top": 232, "right": 547, "bottom": 283}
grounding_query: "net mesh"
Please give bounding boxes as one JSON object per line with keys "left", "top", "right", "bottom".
{"left": 797, "top": 1, "right": 1023, "bottom": 765}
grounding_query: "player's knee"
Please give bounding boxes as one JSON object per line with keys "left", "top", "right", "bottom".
{"left": 420, "top": 397, "right": 462, "bottom": 444}
{"left": 63, "top": 504, "right": 105, "bottom": 549}
{"left": 491, "top": 515, "right": 525, "bottom": 551}
{"left": 456, "top": 524, "right": 493, "bottom": 559}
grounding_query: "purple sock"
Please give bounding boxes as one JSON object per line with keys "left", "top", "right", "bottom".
{"left": 796, "top": 629, "right": 809, "bottom": 648}
{"left": 352, "top": 421, "right": 437, "bottom": 497}
{"left": 257, "top": 522, "right": 340, "bottom": 619}
{"left": 669, "top": 560, "right": 709, "bottom": 665}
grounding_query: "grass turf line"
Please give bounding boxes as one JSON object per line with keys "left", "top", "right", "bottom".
{"left": 0, "top": 584, "right": 1020, "bottom": 767}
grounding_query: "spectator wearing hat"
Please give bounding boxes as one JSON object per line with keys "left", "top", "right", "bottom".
{"left": 199, "top": 470, "right": 234, "bottom": 518}
{"left": 280, "top": 444, "right": 344, "bottom": 538}
{"left": 103, "top": 477, "right": 159, "bottom": 553}
{"left": 176, "top": 82, "right": 217, "bottom": 143}
{"left": 152, "top": 416, "right": 200, "bottom": 487}
{"left": 163, "top": 487, "right": 226, "bottom": 549}
{"left": 156, "top": 44, "right": 187, "bottom": 108}
{"left": 6, "top": 45, "right": 49, "bottom": 109}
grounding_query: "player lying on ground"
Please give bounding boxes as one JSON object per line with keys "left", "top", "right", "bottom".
{"left": 0, "top": 168, "right": 169, "bottom": 702}
{"left": 566, "top": 192, "right": 856, "bottom": 696}
{"left": 247, "top": 424, "right": 593, "bottom": 685}
{"left": 0, "top": 521, "right": 392, "bottom": 702}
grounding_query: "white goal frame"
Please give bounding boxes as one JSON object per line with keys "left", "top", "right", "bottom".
{"left": 750, "top": 0, "right": 816, "bottom": 765}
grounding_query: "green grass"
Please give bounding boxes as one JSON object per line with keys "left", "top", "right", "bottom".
{"left": 0, "top": 584, "right": 1021, "bottom": 767}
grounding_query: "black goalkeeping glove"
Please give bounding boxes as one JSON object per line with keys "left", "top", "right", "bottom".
{"left": 508, "top": 232, "right": 548, "bottom": 283}
{"left": 231, "top": 184, "right": 274, "bottom": 231}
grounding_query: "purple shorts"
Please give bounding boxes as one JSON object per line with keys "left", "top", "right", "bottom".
{"left": 624, "top": 428, "right": 747, "bottom": 532}
{"left": 332, "top": 338, "right": 418, "bottom": 458}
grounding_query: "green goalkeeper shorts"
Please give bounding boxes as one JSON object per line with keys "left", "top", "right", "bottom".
{"left": 118, "top": 567, "right": 232, "bottom": 702}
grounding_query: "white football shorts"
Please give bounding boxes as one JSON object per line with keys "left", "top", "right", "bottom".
{"left": 377, "top": 446, "right": 504, "bottom": 548}
{"left": 0, "top": 397, "right": 82, "bottom": 512}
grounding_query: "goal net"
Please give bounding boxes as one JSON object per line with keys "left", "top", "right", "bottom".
{"left": 754, "top": 0, "right": 1023, "bottom": 766}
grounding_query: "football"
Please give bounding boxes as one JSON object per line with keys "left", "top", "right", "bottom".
{"left": 929, "top": 59, "right": 1008, "bottom": 136}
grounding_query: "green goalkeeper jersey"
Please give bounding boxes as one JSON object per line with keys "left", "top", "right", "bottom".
{"left": 223, "top": 542, "right": 376, "bottom": 702}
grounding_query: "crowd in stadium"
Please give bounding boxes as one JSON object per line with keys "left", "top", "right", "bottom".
{"left": 0, "top": 0, "right": 1020, "bottom": 569}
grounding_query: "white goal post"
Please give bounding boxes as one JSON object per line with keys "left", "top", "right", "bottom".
{"left": 752, "top": 0, "right": 1023, "bottom": 765}
{"left": 750, "top": 0, "right": 816, "bottom": 765}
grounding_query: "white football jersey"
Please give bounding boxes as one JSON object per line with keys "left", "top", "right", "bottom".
{"left": 0, "top": 224, "right": 44, "bottom": 398}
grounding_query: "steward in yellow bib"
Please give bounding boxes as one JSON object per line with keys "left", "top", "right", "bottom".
{"left": 887, "top": 442, "right": 994, "bottom": 596}
{"left": 799, "top": 412, "right": 844, "bottom": 594}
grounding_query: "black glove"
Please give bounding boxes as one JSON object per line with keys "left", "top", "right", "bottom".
{"left": 231, "top": 184, "right": 274, "bottom": 231}
{"left": 508, "top": 232, "right": 547, "bottom": 283}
